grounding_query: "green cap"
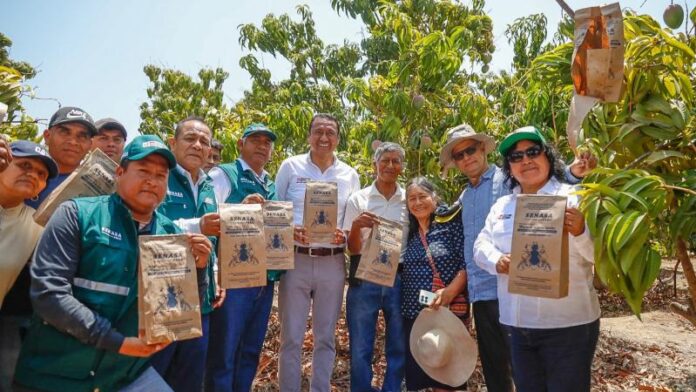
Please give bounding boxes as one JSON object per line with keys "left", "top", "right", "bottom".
{"left": 242, "top": 123, "right": 277, "bottom": 141}
{"left": 121, "top": 135, "right": 177, "bottom": 169}
{"left": 498, "top": 126, "right": 546, "bottom": 156}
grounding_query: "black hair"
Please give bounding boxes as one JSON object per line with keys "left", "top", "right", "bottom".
{"left": 405, "top": 176, "right": 444, "bottom": 240}
{"left": 211, "top": 139, "right": 223, "bottom": 151}
{"left": 502, "top": 140, "right": 566, "bottom": 190}
{"left": 174, "top": 116, "right": 209, "bottom": 138}
{"left": 309, "top": 113, "right": 340, "bottom": 137}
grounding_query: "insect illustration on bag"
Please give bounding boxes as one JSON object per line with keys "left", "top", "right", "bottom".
{"left": 371, "top": 248, "right": 392, "bottom": 267}
{"left": 267, "top": 233, "right": 288, "bottom": 251}
{"left": 229, "top": 242, "right": 260, "bottom": 266}
{"left": 518, "top": 242, "right": 551, "bottom": 271}
{"left": 311, "top": 210, "right": 333, "bottom": 228}
{"left": 155, "top": 285, "right": 192, "bottom": 315}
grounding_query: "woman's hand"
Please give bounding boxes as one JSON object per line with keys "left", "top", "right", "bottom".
{"left": 496, "top": 254, "right": 511, "bottom": 274}
{"left": 564, "top": 207, "right": 585, "bottom": 236}
{"left": 430, "top": 286, "right": 458, "bottom": 310}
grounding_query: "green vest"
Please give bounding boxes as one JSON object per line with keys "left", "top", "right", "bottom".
{"left": 157, "top": 167, "right": 218, "bottom": 314}
{"left": 15, "top": 194, "right": 181, "bottom": 392}
{"left": 218, "top": 160, "right": 283, "bottom": 282}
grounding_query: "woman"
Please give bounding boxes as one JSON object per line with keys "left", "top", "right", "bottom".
{"left": 474, "top": 126, "right": 600, "bottom": 392}
{"left": 401, "top": 177, "right": 468, "bottom": 392}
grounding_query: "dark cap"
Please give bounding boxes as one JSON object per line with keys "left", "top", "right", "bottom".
{"left": 10, "top": 140, "right": 59, "bottom": 179}
{"left": 95, "top": 118, "right": 127, "bottom": 139}
{"left": 498, "top": 126, "right": 547, "bottom": 156}
{"left": 48, "top": 106, "right": 97, "bottom": 136}
{"left": 121, "top": 135, "right": 176, "bottom": 169}
{"left": 242, "top": 123, "right": 277, "bottom": 141}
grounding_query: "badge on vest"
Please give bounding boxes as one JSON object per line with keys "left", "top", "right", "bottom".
{"left": 101, "top": 227, "right": 122, "bottom": 241}
{"left": 167, "top": 190, "right": 184, "bottom": 198}
{"left": 204, "top": 197, "right": 215, "bottom": 205}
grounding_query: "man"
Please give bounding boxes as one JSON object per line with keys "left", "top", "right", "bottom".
{"left": 275, "top": 113, "right": 360, "bottom": 392}
{"left": 25, "top": 106, "right": 97, "bottom": 209}
{"left": 151, "top": 116, "right": 221, "bottom": 391}
{"left": 204, "top": 138, "right": 223, "bottom": 172}
{"left": 204, "top": 123, "right": 281, "bottom": 392}
{"left": 13, "top": 135, "right": 213, "bottom": 392}
{"left": 342, "top": 142, "right": 408, "bottom": 392}
{"left": 0, "top": 141, "right": 57, "bottom": 391}
{"left": 91, "top": 117, "right": 127, "bottom": 161}
{"left": 439, "top": 123, "right": 596, "bottom": 392}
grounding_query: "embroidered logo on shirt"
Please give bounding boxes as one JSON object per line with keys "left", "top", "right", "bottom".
{"left": 101, "top": 227, "right": 122, "bottom": 241}
{"left": 296, "top": 177, "right": 309, "bottom": 184}
{"left": 204, "top": 197, "right": 214, "bottom": 205}
{"left": 240, "top": 177, "right": 255, "bottom": 184}
{"left": 167, "top": 190, "right": 184, "bottom": 198}
{"left": 497, "top": 213, "right": 512, "bottom": 220}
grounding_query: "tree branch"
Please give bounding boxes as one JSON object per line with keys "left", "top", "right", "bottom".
{"left": 664, "top": 184, "right": 696, "bottom": 196}
{"left": 555, "top": 0, "right": 575, "bottom": 19}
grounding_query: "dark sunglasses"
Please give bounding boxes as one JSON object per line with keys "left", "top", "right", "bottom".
{"left": 452, "top": 142, "right": 481, "bottom": 161}
{"left": 507, "top": 145, "right": 544, "bottom": 163}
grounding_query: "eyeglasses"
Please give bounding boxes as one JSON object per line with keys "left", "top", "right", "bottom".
{"left": 452, "top": 143, "right": 480, "bottom": 161}
{"left": 507, "top": 145, "right": 544, "bottom": 163}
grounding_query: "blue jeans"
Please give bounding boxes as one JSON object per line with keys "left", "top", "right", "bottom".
{"left": 507, "top": 319, "right": 600, "bottom": 392}
{"left": 120, "top": 366, "right": 173, "bottom": 392}
{"left": 151, "top": 314, "right": 210, "bottom": 392}
{"left": 346, "top": 275, "right": 405, "bottom": 392}
{"left": 205, "top": 282, "right": 275, "bottom": 392}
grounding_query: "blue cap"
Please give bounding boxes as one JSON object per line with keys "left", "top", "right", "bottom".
{"left": 242, "top": 123, "right": 277, "bottom": 141}
{"left": 121, "top": 135, "right": 177, "bottom": 169}
{"left": 10, "top": 140, "right": 59, "bottom": 179}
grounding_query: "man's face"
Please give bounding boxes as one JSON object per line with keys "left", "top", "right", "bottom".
{"left": 237, "top": 134, "right": 273, "bottom": 168}
{"left": 169, "top": 121, "right": 212, "bottom": 173}
{"left": 0, "top": 157, "right": 49, "bottom": 200}
{"left": 43, "top": 123, "right": 92, "bottom": 172}
{"left": 91, "top": 129, "right": 125, "bottom": 161}
{"left": 373, "top": 151, "right": 403, "bottom": 185}
{"left": 204, "top": 147, "right": 222, "bottom": 172}
{"left": 116, "top": 155, "right": 169, "bottom": 215}
{"left": 452, "top": 139, "right": 488, "bottom": 178}
{"left": 307, "top": 118, "right": 339, "bottom": 155}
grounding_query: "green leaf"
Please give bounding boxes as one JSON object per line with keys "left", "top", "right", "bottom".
{"left": 645, "top": 150, "right": 685, "bottom": 164}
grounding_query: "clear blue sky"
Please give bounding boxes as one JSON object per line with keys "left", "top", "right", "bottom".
{"left": 2, "top": 0, "right": 668, "bottom": 141}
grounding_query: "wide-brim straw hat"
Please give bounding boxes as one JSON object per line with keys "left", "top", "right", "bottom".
{"left": 410, "top": 307, "right": 478, "bottom": 387}
{"left": 439, "top": 123, "right": 496, "bottom": 171}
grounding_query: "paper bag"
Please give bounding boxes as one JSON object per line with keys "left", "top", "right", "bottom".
{"left": 263, "top": 201, "right": 294, "bottom": 270}
{"left": 303, "top": 181, "right": 338, "bottom": 243}
{"left": 219, "top": 203, "right": 267, "bottom": 288}
{"left": 567, "top": 2, "right": 624, "bottom": 150}
{"left": 138, "top": 234, "right": 202, "bottom": 344}
{"left": 356, "top": 218, "right": 403, "bottom": 287}
{"left": 508, "top": 195, "right": 569, "bottom": 299}
{"left": 33, "top": 148, "right": 117, "bottom": 226}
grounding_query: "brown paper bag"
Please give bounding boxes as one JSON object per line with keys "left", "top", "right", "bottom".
{"left": 508, "top": 195, "right": 569, "bottom": 299}
{"left": 263, "top": 201, "right": 294, "bottom": 270}
{"left": 219, "top": 203, "right": 267, "bottom": 288}
{"left": 356, "top": 218, "right": 403, "bottom": 287}
{"left": 138, "top": 234, "right": 202, "bottom": 344}
{"left": 567, "top": 2, "right": 624, "bottom": 150}
{"left": 33, "top": 148, "right": 117, "bottom": 226}
{"left": 303, "top": 181, "right": 338, "bottom": 243}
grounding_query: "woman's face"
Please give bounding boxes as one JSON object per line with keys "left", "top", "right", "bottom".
{"left": 407, "top": 184, "right": 437, "bottom": 221}
{"left": 0, "top": 157, "right": 49, "bottom": 200}
{"left": 508, "top": 139, "right": 551, "bottom": 192}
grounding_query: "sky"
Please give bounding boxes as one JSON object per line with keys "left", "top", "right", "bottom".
{"left": 2, "top": 0, "right": 669, "bottom": 141}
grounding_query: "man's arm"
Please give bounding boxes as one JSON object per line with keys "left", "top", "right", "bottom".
{"left": 30, "top": 201, "right": 125, "bottom": 352}
{"left": 275, "top": 160, "right": 291, "bottom": 201}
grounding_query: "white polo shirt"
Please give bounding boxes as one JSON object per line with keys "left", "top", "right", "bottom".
{"left": 342, "top": 182, "right": 408, "bottom": 257}
{"left": 275, "top": 152, "right": 360, "bottom": 248}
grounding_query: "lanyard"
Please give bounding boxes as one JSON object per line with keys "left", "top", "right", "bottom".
{"left": 418, "top": 228, "right": 441, "bottom": 280}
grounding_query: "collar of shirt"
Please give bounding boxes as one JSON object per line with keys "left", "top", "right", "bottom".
{"left": 175, "top": 164, "right": 207, "bottom": 204}
{"left": 238, "top": 157, "right": 269, "bottom": 184}
{"left": 512, "top": 176, "right": 562, "bottom": 196}
{"left": 304, "top": 152, "right": 338, "bottom": 172}
{"left": 367, "top": 181, "right": 404, "bottom": 202}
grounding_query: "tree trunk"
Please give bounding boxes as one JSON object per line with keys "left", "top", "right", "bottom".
{"left": 670, "top": 237, "right": 696, "bottom": 327}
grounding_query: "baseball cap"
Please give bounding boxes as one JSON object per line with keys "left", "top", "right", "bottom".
{"left": 498, "top": 126, "right": 546, "bottom": 156}
{"left": 121, "top": 135, "right": 176, "bottom": 169}
{"left": 10, "top": 140, "right": 59, "bottom": 179}
{"left": 48, "top": 106, "right": 97, "bottom": 136}
{"left": 95, "top": 118, "right": 127, "bottom": 140}
{"left": 242, "top": 123, "right": 277, "bottom": 141}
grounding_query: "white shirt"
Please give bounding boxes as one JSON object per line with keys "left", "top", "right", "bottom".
{"left": 275, "top": 153, "right": 360, "bottom": 248}
{"left": 170, "top": 164, "right": 209, "bottom": 234}
{"left": 0, "top": 203, "right": 43, "bottom": 307}
{"left": 342, "top": 182, "right": 408, "bottom": 258}
{"left": 473, "top": 178, "right": 600, "bottom": 328}
{"left": 208, "top": 158, "right": 269, "bottom": 203}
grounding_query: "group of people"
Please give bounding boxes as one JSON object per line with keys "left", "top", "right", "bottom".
{"left": 0, "top": 105, "right": 602, "bottom": 392}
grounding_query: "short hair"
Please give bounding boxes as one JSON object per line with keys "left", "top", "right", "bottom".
{"left": 174, "top": 116, "right": 209, "bottom": 138}
{"left": 309, "top": 113, "right": 340, "bottom": 137}
{"left": 211, "top": 139, "right": 223, "bottom": 151}
{"left": 373, "top": 142, "right": 405, "bottom": 163}
{"left": 501, "top": 140, "right": 565, "bottom": 190}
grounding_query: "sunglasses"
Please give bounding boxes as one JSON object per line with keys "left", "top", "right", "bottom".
{"left": 452, "top": 142, "right": 481, "bottom": 161}
{"left": 507, "top": 145, "right": 544, "bottom": 163}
